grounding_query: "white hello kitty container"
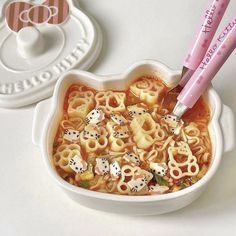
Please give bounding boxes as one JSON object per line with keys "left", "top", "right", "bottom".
{"left": 0, "top": 0, "right": 102, "bottom": 108}
{"left": 32, "top": 60, "right": 235, "bottom": 215}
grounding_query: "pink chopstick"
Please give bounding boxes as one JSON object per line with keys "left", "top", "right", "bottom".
{"left": 173, "top": 13, "right": 236, "bottom": 118}
{"left": 179, "top": 0, "right": 230, "bottom": 87}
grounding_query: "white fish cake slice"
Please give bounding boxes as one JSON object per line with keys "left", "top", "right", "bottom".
{"left": 110, "top": 161, "right": 121, "bottom": 179}
{"left": 150, "top": 162, "right": 168, "bottom": 177}
{"left": 83, "top": 124, "right": 101, "bottom": 140}
{"left": 85, "top": 108, "right": 105, "bottom": 125}
{"left": 95, "top": 157, "right": 110, "bottom": 175}
{"left": 69, "top": 155, "right": 88, "bottom": 174}
{"left": 149, "top": 184, "right": 169, "bottom": 194}
{"left": 123, "top": 152, "right": 140, "bottom": 166}
{"left": 127, "top": 175, "right": 147, "bottom": 192}
{"left": 127, "top": 103, "right": 148, "bottom": 117}
{"left": 64, "top": 129, "right": 80, "bottom": 142}
{"left": 110, "top": 113, "right": 128, "bottom": 125}
{"left": 112, "top": 125, "right": 130, "bottom": 139}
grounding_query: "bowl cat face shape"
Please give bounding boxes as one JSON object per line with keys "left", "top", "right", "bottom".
{"left": 32, "top": 60, "right": 235, "bottom": 215}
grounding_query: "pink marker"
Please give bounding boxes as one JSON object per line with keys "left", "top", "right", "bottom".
{"left": 179, "top": 0, "right": 230, "bottom": 87}
{"left": 173, "top": 14, "right": 236, "bottom": 118}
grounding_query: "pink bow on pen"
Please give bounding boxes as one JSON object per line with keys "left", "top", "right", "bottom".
{"left": 5, "top": 0, "right": 70, "bottom": 32}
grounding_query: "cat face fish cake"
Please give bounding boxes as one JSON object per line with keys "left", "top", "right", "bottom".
{"left": 83, "top": 124, "right": 101, "bottom": 140}
{"left": 123, "top": 152, "right": 140, "bottom": 166}
{"left": 85, "top": 108, "right": 105, "bottom": 125}
{"left": 110, "top": 161, "right": 121, "bottom": 179}
{"left": 128, "top": 175, "right": 147, "bottom": 192}
{"left": 163, "top": 115, "right": 184, "bottom": 135}
{"left": 127, "top": 103, "right": 148, "bottom": 117}
{"left": 110, "top": 113, "right": 128, "bottom": 126}
{"left": 69, "top": 155, "right": 88, "bottom": 174}
{"left": 150, "top": 162, "right": 168, "bottom": 177}
{"left": 112, "top": 125, "right": 130, "bottom": 139}
{"left": 163, "top": 114, "right": 180, "bottom": 127}
{"left": 95, "top": 157, "right": 110, "bottom": 175}
{"left": 64, "top": 129, "right": 80, "bottom": 142}
{"left": 148, "top": 184, "right": 169, "bottom": 195}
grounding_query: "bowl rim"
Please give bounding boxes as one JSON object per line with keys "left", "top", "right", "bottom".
{"left": 41, "top": 59, "right": 224, "bottom": 202}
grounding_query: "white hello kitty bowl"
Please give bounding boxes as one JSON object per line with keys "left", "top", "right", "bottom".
{"left": 32, "top": 60, "right": 235, "bottom": 215}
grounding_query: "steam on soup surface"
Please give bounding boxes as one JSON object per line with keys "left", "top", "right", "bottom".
{"left": 53, "top": 76, "right": 211, "bottom": 195}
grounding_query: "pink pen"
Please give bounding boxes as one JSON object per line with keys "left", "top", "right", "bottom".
{"left": 179, "top": 0, "right": 230, "bottom": 87}
{"left": 173, "top": 14, "right": 236, "bottom": 118}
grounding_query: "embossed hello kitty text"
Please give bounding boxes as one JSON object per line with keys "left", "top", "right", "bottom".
{"left": 202, "top": 4, "right": 216, "bottom": 34}
{"left": 200, "top": 18, "right": 236, "bottom": 70}
{"left": 0, "top": 39, "right": 90, "bottom": 94}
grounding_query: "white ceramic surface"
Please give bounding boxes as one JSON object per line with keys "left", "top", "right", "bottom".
{"left": 1, "top": 1, "right": 236, "bottom": 234}
{"left": 0, "top": 0, "right": 102, "bottom": 108}
{"left": 32, "top": 60, "right": 235, "bottom": 215}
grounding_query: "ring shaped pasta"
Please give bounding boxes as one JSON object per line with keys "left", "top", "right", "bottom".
{"left": 53, "top": 144, "right": 81, "bottom": 173}
{"left": 80, "top": 134, "right": 108, "bottom": 153}
{"left": 95, "top": 91, "right": 126, "bottom": 114}
{"left": 117, "top": 165, "right": 153, "bottom": 195}
{"left": 117, "top": 165, "right": 136, "bottom": 195}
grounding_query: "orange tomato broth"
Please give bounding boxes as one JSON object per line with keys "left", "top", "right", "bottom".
{"left": 54, "top": 76, "right": 211, "bottom": 193}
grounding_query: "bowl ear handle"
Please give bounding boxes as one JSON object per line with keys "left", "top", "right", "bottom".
{"left": 32, "top": 99, "right": 51, "bottom": 147}
{"left": 220, "top": 104, "right": 235, "bottom": 153}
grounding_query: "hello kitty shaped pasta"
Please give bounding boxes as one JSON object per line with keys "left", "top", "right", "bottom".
{"left": 64, "top": 129, "right": 80, "bottom": 142}
{"left": 69, "top": 155, "right": 88, "bottom": 174}
{"left": 168, "top": 142, "right": 200, "bottom": 179}
{"left": 95, "top": 157, "right": 110, "bottom": 175}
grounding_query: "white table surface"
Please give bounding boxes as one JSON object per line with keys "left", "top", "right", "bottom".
{"left": 1, "top": 0, "right": 236, "bottom": 235}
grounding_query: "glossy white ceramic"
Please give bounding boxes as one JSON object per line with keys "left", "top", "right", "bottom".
{"left": 32, "top": 60, "right": 235, "bottom": 215}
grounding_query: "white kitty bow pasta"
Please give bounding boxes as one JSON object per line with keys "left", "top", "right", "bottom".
{"left": 64, "top": 129, "right": 80, "bottom": 142}
{"left": 85, "top": 108, "right": 105, "bottom": 125}
{"left": 95, "top": 158, "right": 110, "bottom": 175}
{"left": 150, "top": 162, "right": 168, "bottom": 177}
{"left": 128, "top": 175, "right": 147, "bottom": 193}
{"left": 69, "top": 155, "right": 88, "bottom": 174}
{"left": 110, "top": 161, "right": 121, "bottom": 179}
{"left": 111, "top": 113, "right": 128, "bottom": 125}
{"left": 123, "top": 152, "right": 140, "bottom": 166}
{"left": 149, "top": 184, "right": 169, "bottom": 195}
